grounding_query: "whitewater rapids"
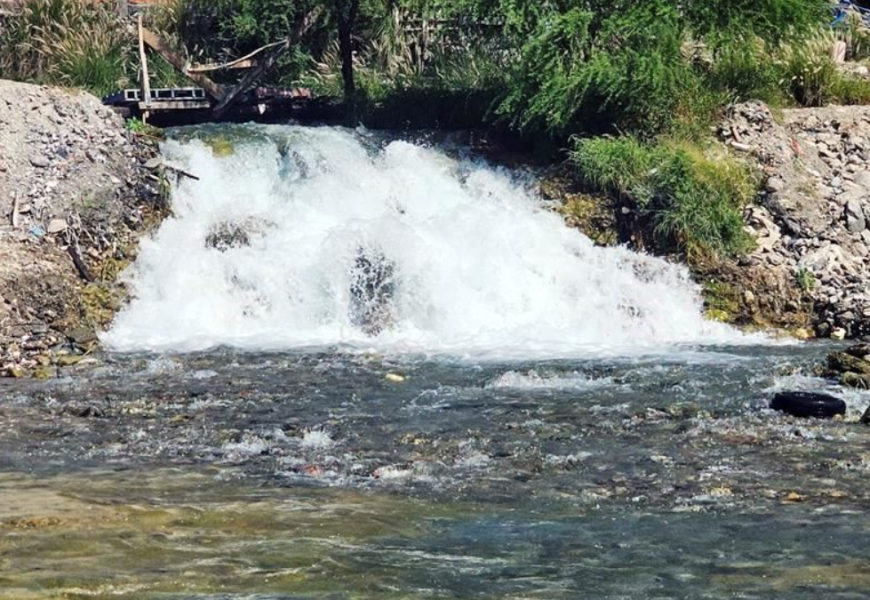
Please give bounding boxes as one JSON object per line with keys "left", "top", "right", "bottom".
{"left": 104, "top": 125, "right": 748, "bottom": 356}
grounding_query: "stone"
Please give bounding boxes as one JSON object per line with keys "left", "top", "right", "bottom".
{"left": 843, "top": 372, "right": 870, "bottom": 389}
{"left": 827, "top": 351, "right": 870, "bottom": 375}
{"left": 3, "top": 367, "right": 25, "bottom": 378}
{"left": 854, "top": 171, "right": 870, "bottom": 190}
{"left": 205, "top": 222, "right": 251, "bottom": 252}
{"left": 846, "top": 343, "right": 870, "bottom": 359}
{"left": 845, "top": 199, "right": 866, "bottom": 233}
{"left": 862, "top": 405, "right": 870, "bottom": 425}
{"left": 765, "top": 177, "right": 785, "bottom": 193}
{"left": 30, "top": 156, "right": 49, "bottom": 168}
{"left": 46, "top": 219, "right": 67, "bottom": 234}
{"left": 770, "top": 391, "right": 846, "bottom": 419}
{"left": 65, "top": 327, "right": 97, "bottom": 345}
{"left": 831, "top": 327, "right": 847, "bottom": 340}
{"left": 144, "top": 157, "right": 163, "bottom": 170}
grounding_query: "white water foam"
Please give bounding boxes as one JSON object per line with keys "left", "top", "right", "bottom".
{"left": 105, "top": 125, "right": 751, "bottom": 357}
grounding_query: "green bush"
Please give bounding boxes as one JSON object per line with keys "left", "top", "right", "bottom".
{"left": 572, "top": 137, "right": 757, "bottom": 258}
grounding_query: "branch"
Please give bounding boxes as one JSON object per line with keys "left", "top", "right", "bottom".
{"left": 212, "top": 6, "right": 323, "bottom": 118}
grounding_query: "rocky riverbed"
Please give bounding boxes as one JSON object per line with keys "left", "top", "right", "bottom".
{"left": 1, "top": 345, "right": 870, "bottom": 599}
{"left": 0, "top": 80, "right": 165, "bottom": 377}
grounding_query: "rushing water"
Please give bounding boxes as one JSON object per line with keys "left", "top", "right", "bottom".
{"left": 2, "top": 126, "right": 870, "bottom": 599}
{"left": 105, "top": 125, "right": 742, "bottom": 355}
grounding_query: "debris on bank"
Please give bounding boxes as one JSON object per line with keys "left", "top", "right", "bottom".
{"left": 0, "top": 79, "right": 166, "bottom": 377}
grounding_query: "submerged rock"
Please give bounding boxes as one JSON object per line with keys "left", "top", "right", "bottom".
{"left": 349, "top": 247, "right": 396, "bottom": 337}
{"left": 205, "top": 222, "right": 251, "bottom": 252}
{"left": 770, "top": 391, "right": 846, "bottom": 419}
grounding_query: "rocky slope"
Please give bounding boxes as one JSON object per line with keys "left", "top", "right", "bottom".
{"left": 719, "top": 102, "right": 870, "bottom": 339}
{"left": 0, "top": 80, "right": 164, "bottom": 377}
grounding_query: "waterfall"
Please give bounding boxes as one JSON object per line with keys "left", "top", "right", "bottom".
{"left": 104, "top": 125, "right": 746, "bottom": 357}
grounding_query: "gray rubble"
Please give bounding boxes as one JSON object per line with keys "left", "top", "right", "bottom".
{"left": 721, "top": 102, "right": 870, "bottom": 338}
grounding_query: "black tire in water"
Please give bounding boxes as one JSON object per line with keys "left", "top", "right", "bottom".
{"left": 770, "top": 392, "right": 846, "bottom": 419}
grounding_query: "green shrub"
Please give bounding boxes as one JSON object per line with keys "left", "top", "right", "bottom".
{"left": 572, "top": 137, "right": 757, "bottom": 258}
{"left": 707, "top": 40, "right": 787, "bottom": 106}
{"left": 495, "top": 5, "right": 707, "bottom": 138}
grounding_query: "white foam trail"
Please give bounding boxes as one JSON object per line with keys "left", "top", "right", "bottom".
{"left": 105, "top": 125, "right": 752, "bottom": 357}
{"left": 487, "top": 370, "right": 615, "bottom": 391}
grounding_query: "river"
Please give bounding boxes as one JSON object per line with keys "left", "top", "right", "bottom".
{"left": 1, "top": 125, "right": 869, "bottom": 599}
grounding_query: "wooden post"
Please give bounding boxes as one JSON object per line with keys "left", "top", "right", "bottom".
{"left": 138, "top": 14, "right": 151, "bottom": 122}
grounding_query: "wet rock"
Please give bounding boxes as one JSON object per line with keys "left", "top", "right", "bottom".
{"left": 205, "top": 222, "right": 252, "bottom": 252}
{"left": 770, "top": 391, "right": 846, "bottom": 419}
{"left": 827, "top": 351, "right": 870, "bottom": 375}
{"left": 842, "top": 372, "right": 870, "bottom": 389}
{"left": 845, "top": 343, "right": 870, "bottom": 359}
{"left": 861, "top": 405, "right": 870, "bottom": 425}
{"left": 2, "top": 367, "right": 25, "bottom": 378}
{"left": 65, "top": 327, "right": 97, "bottom": 346}
{"left": 349, "top": 247, "right": 396, "bottom": 336}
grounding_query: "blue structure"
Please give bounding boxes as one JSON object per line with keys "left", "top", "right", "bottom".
{"left": 834, "top": 1, "right": 870, "bottom": 27}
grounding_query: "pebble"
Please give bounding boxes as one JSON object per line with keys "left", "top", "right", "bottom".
{"left": 46, "top": 219, "right": 67, "bottom": 234}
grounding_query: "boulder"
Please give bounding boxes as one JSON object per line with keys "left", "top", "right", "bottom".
{"left": 845, "top": 198, "right": 866, "bottom": 233}
{"left": 349, "top": 247, "right": 396, "bottom": 337}
{"left": 205, "top": 222, "right": 251, "bottom": 252}
{"left": 827, "top": 351, "right": 870, "bottom": 375}
{"left": 845, "top": 343, "right": 870, "bottom": 359}
{"left": 842, "top": 372, "right": 870, "bottom": 389}
{"left": 770, "top": 391, "right": 846, "bottom": 419}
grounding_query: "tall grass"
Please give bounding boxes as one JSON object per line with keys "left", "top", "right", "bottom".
{"left": 572, "top": 137, "right": 758, "bottom": 259}
{"left": 0, "top": 0, "right": 132, "bottom": 96}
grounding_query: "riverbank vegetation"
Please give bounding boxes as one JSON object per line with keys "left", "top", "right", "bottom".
{"left": 2, "top": 0, "right": 869, "bottom": 258}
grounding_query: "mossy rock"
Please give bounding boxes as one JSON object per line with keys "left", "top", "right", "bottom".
{"left": 842, "top": 371, "right": 870, "bottom": 389}
{"left": 702, "top": 280, "right": 741, "bottom": 323}
{"left": 828, "top": 351, "right": 870, "bottom": 376}
{"left": 205, "top": 136, "right": 235, "bottom": 157}
{"left": 542, "top": 175, "right": 619, "bottom": 246}
{"left": 79, "top": 284, "right": 125, "bottom": 329}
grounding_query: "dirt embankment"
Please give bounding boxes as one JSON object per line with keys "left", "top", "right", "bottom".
{"left": 0, "top": 79, "right": 164, "bottom": 377}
